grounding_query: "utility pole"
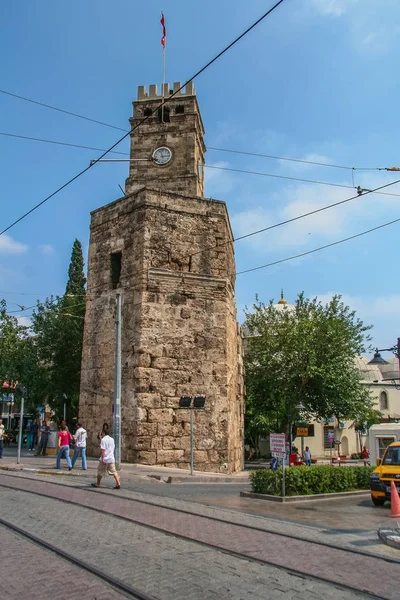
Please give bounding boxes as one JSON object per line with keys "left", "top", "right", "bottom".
{"left": 113, "top": 292, "right": 122, "bottom": 469}
{"left": 16, "top": 384, "right": 27, "bottom": 465}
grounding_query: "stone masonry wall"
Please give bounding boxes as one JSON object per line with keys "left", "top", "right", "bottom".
{"left": 79, "top": 187, "right": 244, "bottom": 472}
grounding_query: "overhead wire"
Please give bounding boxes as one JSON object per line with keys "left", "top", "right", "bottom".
{"left": 0, "top": 89, "right": 127, "bottom": 132}
{"left": 3, "top": 173, "right": 400, "bottom": 300}
{"left": 188, "top": 174, "right": 400, "bottom": 258}
{"left": 236, "top": 215, "right": 400, "bottom": 275}
{"left": 0, "top": 0, "right": 287, "bottom": 236}
{"left": 0, "top": 132, "right": 129, "bottom": 156}
{"left": 3, "top": 131, "right": 400, "bottom": 198}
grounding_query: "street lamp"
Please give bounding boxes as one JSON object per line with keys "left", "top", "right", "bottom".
{"left": 15, "top": 383, "right": 27, "bottom": 465}
{"left": 288, "top": 400, "right": 304, "bottom": 454}
{"left": 178, "top": 395, "right": 206, "bottom": 475}
{"left": 368, "top": 338, "right": 400, "bottom": 390}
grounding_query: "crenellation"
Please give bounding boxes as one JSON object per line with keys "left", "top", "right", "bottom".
{"left": 136, "top": 81, "right": 196, "bottom": 101}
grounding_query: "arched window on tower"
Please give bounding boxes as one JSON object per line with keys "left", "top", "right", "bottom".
{"left": 157, "top": 106, "right": 170, "bottom": 123}
{"left": 175, "top": 104, "right": 185, "bottom": 114}
{"left": 380, "top": 391, "right": 388, "bottom": 411}
{"left": 144, "top": 107, "right": 152, "bottom": 117}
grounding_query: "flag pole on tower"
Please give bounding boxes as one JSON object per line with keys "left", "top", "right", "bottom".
{"left": 160, "top": 12, "right": 167, "bottom": 122}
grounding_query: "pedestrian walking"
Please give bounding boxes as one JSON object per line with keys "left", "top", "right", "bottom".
{"left": 71, "top": 423, "right": 87, "bottom": 470}
{"left": 37, "top": 420, "right": 51, "bottom": 456}
{"left": 0, "top": 418, "right": 4, "bottom": 459}
{"left": 303, "top": 446, "right": 312, "bottom": 466}
{"left": 56, "top": 420, "right": 72, "bottom": 470}
{"left": 91, "top": 428, "right": 120, "bottom": 489}
{"left": 362, "top": 446, "right": 370, "bottom": 459}
{"left": 97, "top": 422, "right": 109, "bottom": 441}
{"left": 29, "top": 418, "right": 38, "bottom": 451}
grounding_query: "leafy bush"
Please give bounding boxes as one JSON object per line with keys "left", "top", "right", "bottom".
{"left": 249, "top": 465, "right": 375, "bottom": 496}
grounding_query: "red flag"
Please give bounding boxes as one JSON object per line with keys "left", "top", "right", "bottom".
{"left": 160, "top": 13, "right": 166, "bottom": 47}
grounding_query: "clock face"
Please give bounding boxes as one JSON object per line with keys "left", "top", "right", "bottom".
{"left": 152, "top": 146, "right": 172, "bottom": 165}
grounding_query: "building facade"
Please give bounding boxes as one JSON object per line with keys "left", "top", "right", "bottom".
{"left": 79, "top": 82, "right": 245, "bottom": 473}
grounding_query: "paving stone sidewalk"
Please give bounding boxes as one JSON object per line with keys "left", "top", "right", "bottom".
{"left": 0, "top": 487, "right": 367, "bottom": 600}
{"left": 1, "top": 475, "right": 399, "bottom": 599}
{"left": 0, "top": 525, "right": 127, "bottom": 600}
{"left": 2, "top": 470, "right": 396, "bottom": 561}
{"left": 0, "top": 448, "right": 250, "bottom": 483}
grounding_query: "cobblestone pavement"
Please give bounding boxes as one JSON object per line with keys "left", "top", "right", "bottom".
{"left": 1, "top": 474, "right": 399, "bottom": 599}
{"left": 2, "top": 470, "right": 396, "bottom": 560}
{"left": 0, "top": 524, "right": 128, "bottom": 600}
{"left": 0, "top": 486, "right": 368, "bottom": 600}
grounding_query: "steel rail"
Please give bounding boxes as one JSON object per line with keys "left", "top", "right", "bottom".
{"left": 0, "top": 476, "right": 392, "bottom": 599}
{"left": 0, "top": 471, "right": 395, "bottom": 565}
{"left": 0, "top": 517, "right": 156, "bottom": 600}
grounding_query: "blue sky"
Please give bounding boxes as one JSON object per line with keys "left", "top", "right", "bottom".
{"left": 1, "top": 0, "right": 400, "bottom": 353}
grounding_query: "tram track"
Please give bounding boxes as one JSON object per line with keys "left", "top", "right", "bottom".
{"left": 0, "top": 473, "right": 397, "bottom": 599}
{"left": 0, "top": 518, "right": 157, "bottom": 600}
{"left": 0, "top": 471, "right": 398, "bottom": 565}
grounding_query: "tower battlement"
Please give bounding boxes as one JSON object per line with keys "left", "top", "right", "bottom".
{"left": 137, "top": 81, "right": 195, "bottom": 101}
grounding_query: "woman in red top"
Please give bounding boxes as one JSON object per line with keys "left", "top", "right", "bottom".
{"left": 56, "top": 420, "right": 73, "bottom": 470}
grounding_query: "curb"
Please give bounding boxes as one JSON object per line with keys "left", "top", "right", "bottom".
{"left": 378, "top": 522, "right": 400, "bottom": 550}
{"left": 241, "top": 490, "right": 370, "bottom": 503}
{"left": 0, "top": 464, "right": 248, "bottom": 485}
{"left": 148, "top": 474, "right": 249, "bottom": 484}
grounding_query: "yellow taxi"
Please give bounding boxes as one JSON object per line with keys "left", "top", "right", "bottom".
{"left": 370, "top": 441, "right": 400, "bottom": 506}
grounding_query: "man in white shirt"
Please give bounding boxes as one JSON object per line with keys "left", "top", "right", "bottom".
{"left": 91, "top": 429, "right": 121, "bottom": 489}
{"left": 71, "top": 423, "right": 87, "bottom": 470}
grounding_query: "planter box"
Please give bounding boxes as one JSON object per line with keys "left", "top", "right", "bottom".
{"left": 240, "top": 489, "right": 369, "bottom": 503}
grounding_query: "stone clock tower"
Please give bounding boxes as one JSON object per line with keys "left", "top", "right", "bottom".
{"left": 125, "top": 81, "right": 205, "bottom": 197}
{"left": 79, "top": 82, "right": 244, "bottom": 473}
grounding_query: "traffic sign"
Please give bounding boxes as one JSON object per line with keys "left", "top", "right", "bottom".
{"left": 270, "top": 433, "right": 286, "bottom": 456}
{"left": 296, "top": 426, "right": 309, "bottom": 437}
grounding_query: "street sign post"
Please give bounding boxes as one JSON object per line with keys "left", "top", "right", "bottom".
{"left": 270, "top": 433, "right": 286, "bottom": 456}
{"left": 328, "top": 431, "right": 335, "bottom": 464}
{"left": 270, "top": 433, "right": 286, "bottom": 497}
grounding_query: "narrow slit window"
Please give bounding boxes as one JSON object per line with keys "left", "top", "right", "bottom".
{"left": 110, "top": 252, "right": 122, "bottom": 289}
{"left": 158, "top": 106, "right": 170, "bottom": 123}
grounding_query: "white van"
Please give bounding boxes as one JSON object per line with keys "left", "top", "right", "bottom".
{"left": 368, "top": 423, "right": 400, "bottom": 466}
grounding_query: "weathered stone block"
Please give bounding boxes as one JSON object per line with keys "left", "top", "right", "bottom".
{"left": 157, "top": 449, "right": 185, "bottom": 463}
{"left": 151, "top": 357, "right": 178, "bottom": 370}
{"left": 163, "top": 436, "right": 191, "bottom": 450}
{"left": 135, "top": 423, "right": 158, "bottom": 436}
{"left": 137, "top": 451, "right": 157, "bottom": 465}
{"left": 135, "top": 393, "right": 162, "bottom": 409}
{"left": 134, "top": 437, "right": 152, "bottom": 451}
{"left": 148, "top": 408, "right": 174, "bottom": 423}
{"left": 158, "top": 422, "right": 186, "bottom": 437}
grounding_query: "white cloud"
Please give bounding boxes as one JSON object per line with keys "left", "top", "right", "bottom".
{"left": 310, "top": 0, "right": 359, "bottom": 17}
{"left": 0, "top": 234, "right": 28, "bottom": 255}
{"left": 278, "top": 153, "right": 332, "bottom": 172}
{"left": 314, "top": 291, "right": 400, "bottom": 348}
{"left": 17, "top": 316, "right": 32, "bottom": 329}
{"left": 39, "top": 244, "right": 55, "bottom": 255}
{"left": 316, "top": 292, "right": 400, "bottom": 318}
{"left": 231, "top": 183, "right": 364, "bottom": 255}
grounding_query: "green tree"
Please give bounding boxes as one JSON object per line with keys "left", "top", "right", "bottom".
{"left": 244, "top": 293, "right": 375, "bottom": 440}
{"left": 32, "top": 239, "right": 86, "bottom": 422}
{"left": 0, "top": 300, "right": 29, "bottom": 385}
